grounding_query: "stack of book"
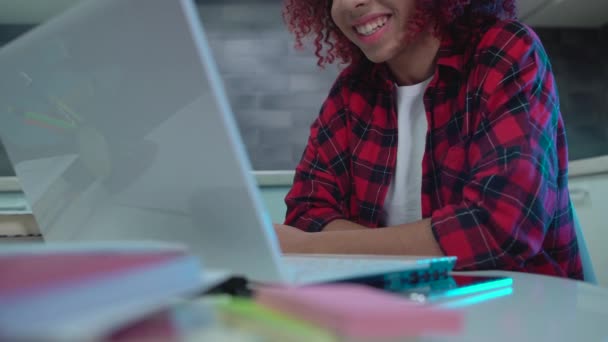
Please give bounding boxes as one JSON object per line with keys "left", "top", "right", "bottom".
{"left": 0, "top": 242, "right": 205, "bottom": 341}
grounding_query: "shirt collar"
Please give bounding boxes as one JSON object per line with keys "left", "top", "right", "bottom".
{"left": 369, "top": 32, "right": 467, "bottom": 90}
{"left": 435, "top": 32, "right": 466, "bottom": 73}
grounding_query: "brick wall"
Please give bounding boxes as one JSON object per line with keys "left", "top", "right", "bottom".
{"left": 535, "top": 27, "right": 608, "bottom": 161}
{"left": 199, "top": 3, "right": 340, "bottom": 170}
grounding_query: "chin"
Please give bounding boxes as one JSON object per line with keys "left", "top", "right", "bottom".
{"left": 361, "top": 46, "right": 398, "bottom": 64}
{"left": 362, "top": 53, "right": 388, "bottom": 64}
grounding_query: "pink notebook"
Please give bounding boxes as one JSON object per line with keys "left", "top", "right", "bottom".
{"left": 256, "top": 284, "right": 463, "bottom": 338}
{"left": 0, "top": 251, "right": 182, "bottom": 298}
{"left": 0, "top": 243, "right": 203, "bottom": 341}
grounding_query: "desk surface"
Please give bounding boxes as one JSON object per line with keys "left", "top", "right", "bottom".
{"left": 131, "top": 270, "right": 608, "bottom": 341}
{"left": 0, "top": 187, "right": 605, "bottom": 340}
{"left": 424, "top": 270, "right": 608, "bottom": 341}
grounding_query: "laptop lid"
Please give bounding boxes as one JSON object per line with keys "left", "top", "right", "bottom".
{"left": 0, "top": 0, "right": 290, "bottom": 282}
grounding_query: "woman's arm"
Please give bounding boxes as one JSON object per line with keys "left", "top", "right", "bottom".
{"left": 275, "top": 219, "right": 443, "bottom": 255}
{"left": 283, "top": 72, "right": 354, "bottom": 232}
{"left": 323, "top": 219, "right": 368, "bottom": 231}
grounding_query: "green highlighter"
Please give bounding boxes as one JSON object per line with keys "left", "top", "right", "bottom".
{"left": 212, "top": 296, "right": 336, "bottom": 342}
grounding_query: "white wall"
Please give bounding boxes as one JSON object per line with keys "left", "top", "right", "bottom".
{"left": 570, "top": 173, "right": 608, "bottom": 287}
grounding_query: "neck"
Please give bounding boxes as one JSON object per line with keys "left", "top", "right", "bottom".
{"left": 387, "top": 30, "right": 441, "bottom": 86}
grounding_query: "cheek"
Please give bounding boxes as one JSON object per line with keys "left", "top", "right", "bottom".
{"left": 330, "top": 14, "right": 341, "bottom": 32}
{"left": 330, "top": 4, "right": 348, "bottom": 35}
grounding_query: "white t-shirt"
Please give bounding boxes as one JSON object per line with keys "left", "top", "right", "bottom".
{"left": 383, "top": 79, "right": 430, "bottom": 226}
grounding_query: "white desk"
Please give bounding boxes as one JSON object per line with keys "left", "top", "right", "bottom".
{"left": 424, "top": 271, "right": 608, "bottom": 341}
{"left": 124, "top": 270, "right": 608, "bottom": 341}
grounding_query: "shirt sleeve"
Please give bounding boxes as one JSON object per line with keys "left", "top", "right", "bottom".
{"left": 284, "top": 78, "right": 351, "bottom": 232}
{"left": 431, "top": 23, "right": 564, "bottom": 271}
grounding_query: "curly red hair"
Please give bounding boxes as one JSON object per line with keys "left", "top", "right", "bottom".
{"left": 283, "top": 0, "right": 517, "bottom": 67}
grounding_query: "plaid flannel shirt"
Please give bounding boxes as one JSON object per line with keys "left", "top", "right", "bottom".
{"left": 284, "top": 20, "right": 583, "bottom": 279}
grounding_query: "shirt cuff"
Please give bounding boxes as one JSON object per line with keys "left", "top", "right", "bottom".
{"left": 286, "top": 207, "right": 346, "bottom": 232}
{"left": 430, "top": 205, "right": 492, "bottom": 270}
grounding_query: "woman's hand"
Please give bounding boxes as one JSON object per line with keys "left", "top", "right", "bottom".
{"left": 273, "top": 224, "right": 314, "bottom": 254}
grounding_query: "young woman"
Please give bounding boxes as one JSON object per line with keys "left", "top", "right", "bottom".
{"left": 275, "top": 0, "right": 583, "bottom": 279}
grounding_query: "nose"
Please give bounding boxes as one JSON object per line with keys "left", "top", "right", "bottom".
{"left": 331, "top": 0, "right": 371, "bottom": 20}
{"left": 343, "top": 0, "right": 369, "bottom": 9}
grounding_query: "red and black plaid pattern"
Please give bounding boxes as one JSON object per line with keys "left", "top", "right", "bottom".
{"left": 284, "top": 20, "right": 583, "bottom": 280}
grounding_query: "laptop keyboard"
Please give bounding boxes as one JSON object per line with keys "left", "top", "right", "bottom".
{"left": 284, "top": 255, "right": 423, "bottom": 283}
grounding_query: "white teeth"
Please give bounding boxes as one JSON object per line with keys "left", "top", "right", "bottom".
{"left": 355, "top": 16, "right": 388, "bottom": 36}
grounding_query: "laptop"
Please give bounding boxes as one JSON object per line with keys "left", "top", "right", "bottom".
{"left": 0, "top": 0, "right": 456, "bottom": 285}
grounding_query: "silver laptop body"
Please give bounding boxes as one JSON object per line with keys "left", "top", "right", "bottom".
{"left": 0, "top": 0, "right": 455, "bottom": 284}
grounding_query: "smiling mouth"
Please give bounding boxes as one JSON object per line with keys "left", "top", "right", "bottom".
{"left": 354, "top": 15, "right": 390, "bottom": 36}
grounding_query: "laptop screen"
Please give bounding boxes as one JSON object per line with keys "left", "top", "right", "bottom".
{"left": 0, "top": 0, "right": 287, "bottom": 282}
